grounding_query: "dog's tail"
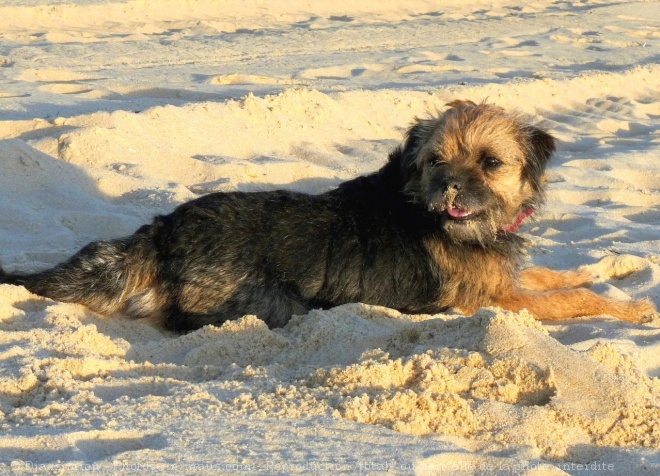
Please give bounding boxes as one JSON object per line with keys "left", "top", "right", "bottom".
{"left": 1, "top": 224, "right": 162, "bottom": 316}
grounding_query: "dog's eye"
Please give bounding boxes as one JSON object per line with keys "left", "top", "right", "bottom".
{"left": 430, "top": 156, "right": 447, "bottom": 166}
{"left": 481, "top": 156, "right": 502, "bottom": 171}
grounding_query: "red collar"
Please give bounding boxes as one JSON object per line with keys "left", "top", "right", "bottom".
{"left": 501, "top": 207, "right": 534, "bottom": 233}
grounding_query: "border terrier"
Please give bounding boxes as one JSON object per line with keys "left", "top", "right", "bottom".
{"left": 1, "top": 100, "right": 655, "bottom": 331}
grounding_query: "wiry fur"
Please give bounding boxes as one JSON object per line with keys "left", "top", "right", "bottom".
{"left": 1, "top": 100, "right": 655, "bottom": 330}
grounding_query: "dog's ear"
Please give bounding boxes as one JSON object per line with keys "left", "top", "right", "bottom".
{"left": 445, "top": 99, "right": 478, "bottom": 111}
{"left": 387, "top": 115, "right": 446, "bottom": 190}
{"left": 401, "top": 122, "right": 424, "bottom": 166}
{"left": 523, "top": 126, "right": 556, "bottom": 191}
{"left": 389, "top": 119, "right": 430, "bottom": 170}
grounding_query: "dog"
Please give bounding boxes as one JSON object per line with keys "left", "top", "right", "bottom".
{"left": 0, "top": 100, "right": 655, "bottom": 331}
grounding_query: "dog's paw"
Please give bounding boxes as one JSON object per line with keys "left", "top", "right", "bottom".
{"left": 567, "top": 268, "right": 595, "bottom": 288}
{"left": 625, "top": 299, "right": 658, "bottom": 324}
{"left": 586, "top": 255, "right": 648, "bottom": 283}
{"left": 642, "top": 311, "right": 660, "bottom": 324}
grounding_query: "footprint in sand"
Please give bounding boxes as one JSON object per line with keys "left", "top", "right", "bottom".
{"left": 0, "top": 92, "right": 30, "bottom": 98}
{"left": 535, "top": 214, "right": 596, "bottom": 233}
{"left": 292, "top": 14, "right": 354, "bottom": 30}
{"left": 603, "top": 24, "right": 660, "bottom": 42}
{"left": 395, "top": 51, "right": 469, "bottom": 75}
{"left": 550, "top": 28, "right": 603, "bottom": 46}
{"left": 328, "top": 15, "right": 353, "bottom": 23}
{"left": 586, "top": 97, "right": 639, "bottom": 116}
{"left": 92, "top": 382, "right": 172, "bottom": 402}
{"left": 39, "top": 83, "right": 94, "bottom": 95}
{"left": 541, "top": 95, "right": 658, "bottom": 154}
{"left": 208, "top": 73, "right": 298, "bottom": 85}
{"left": 299, "top": 64, "right": 387, "bottom": 80}
{"left": 499, "top": 49, "right": 537, "bottom": 57}
{"left": 17, "top": 69, "right": 100, "bottom": 96}
{"left": 75, "top": 432, "right": 168, "bottom": 460}
{"left": 397, "top": 64, "right": 470, "bottom": 75}
{"left": 0, "top": 431, "right": 166, "bottom": 463}
{"left": 102, "top": 86, "right": 222, "bottom": 102}
{"left": 583, "top": 98, "right": 657, "bottom": 139}
{"left": 625, "top": 209, "right": 660, "bottom": 224}
{"left": 562, "top": 159, "right": 612, "bottom": 172}
{"left": 480, "top": 37, "right": 540, "bottom": 56}
{"left": 16, "top": 68, "right": 100, "bottom": 83}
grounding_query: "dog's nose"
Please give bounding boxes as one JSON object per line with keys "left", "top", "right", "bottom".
{"left": 442, "top": 178, "right": 463, "bottom": 193}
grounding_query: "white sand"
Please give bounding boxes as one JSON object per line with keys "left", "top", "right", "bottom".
{"left": 0, "top": 1, "right": 659, "bottom": 474}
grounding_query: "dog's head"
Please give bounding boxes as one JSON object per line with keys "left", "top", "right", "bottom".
{"left": 392, "top": 100, "right": 555, "bottom": 245}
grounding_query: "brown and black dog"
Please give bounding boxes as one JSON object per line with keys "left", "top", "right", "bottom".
{"left": 1, "top": 100, "right": 655, "bottom": 330}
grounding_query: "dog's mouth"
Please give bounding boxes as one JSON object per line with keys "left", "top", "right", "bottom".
{"left": 443, "top": 205, "right": 535, "bottom": 230}
{"left": 444, "top": 206, "right": 484, "bottom": 222}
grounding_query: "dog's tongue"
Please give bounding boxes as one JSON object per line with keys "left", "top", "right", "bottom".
{"left": 447, "top": 207, "right": 472, "bottom": 218}
{"left": 502, "top": 207, "right": 535, "bottom": 232}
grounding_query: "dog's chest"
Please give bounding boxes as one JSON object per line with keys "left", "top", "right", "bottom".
{"left": 423, "top": 238, "right": 517, "bottom": 311}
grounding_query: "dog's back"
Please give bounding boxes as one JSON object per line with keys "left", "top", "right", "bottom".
{"left": 0, "top": 174, "right": 448, "bottom": 332}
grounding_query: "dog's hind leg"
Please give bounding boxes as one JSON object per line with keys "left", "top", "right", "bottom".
{"left": 163, "top": 283, "right": 310, "bottom": 332}
{"left": 0, "top": 226, "right": 160, "bottom": 315}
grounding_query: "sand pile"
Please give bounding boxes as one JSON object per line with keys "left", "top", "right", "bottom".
{"left": 1, "top": 290, "right": 659, "bottom": 468}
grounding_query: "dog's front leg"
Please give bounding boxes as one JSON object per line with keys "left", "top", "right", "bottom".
{"left": 519, "top": 267, "right": 593, "bottom": 291}
{"left": 493, "top": 287, "right": 657, "bottom": 323}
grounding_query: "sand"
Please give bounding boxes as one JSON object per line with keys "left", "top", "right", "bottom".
{"left": 0, "top": 0, "right": 659, "bottom": 474}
